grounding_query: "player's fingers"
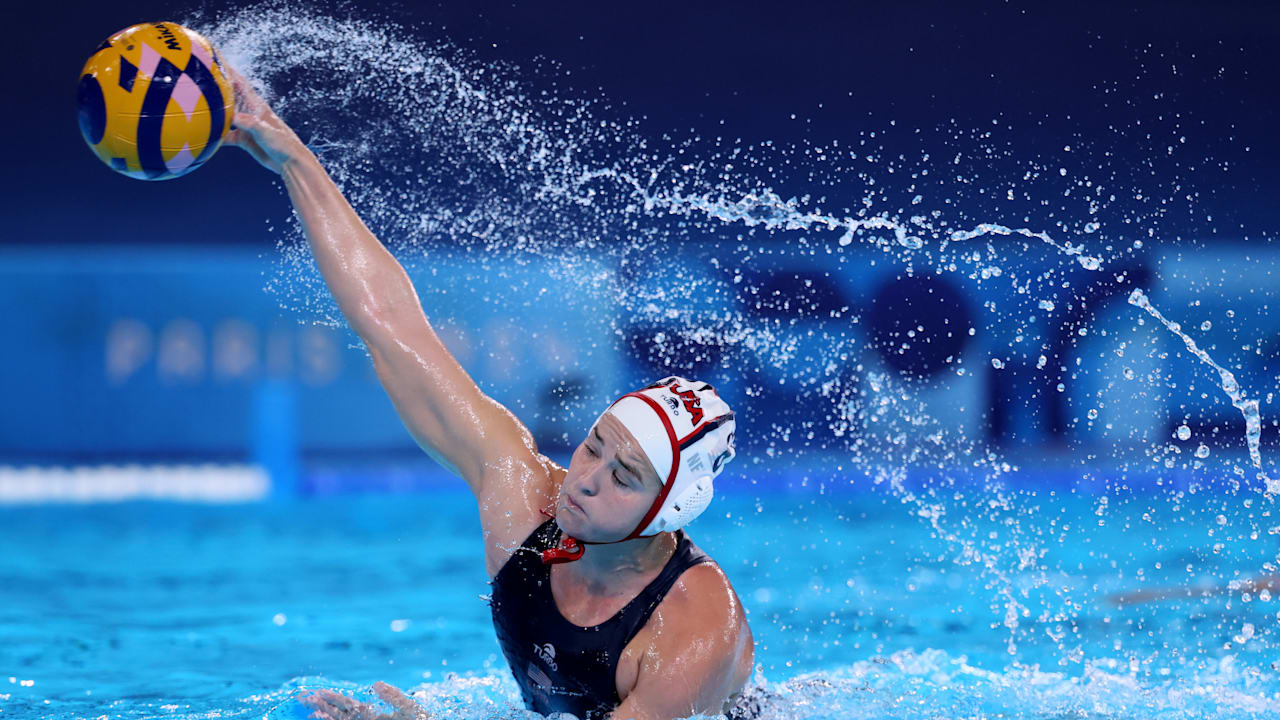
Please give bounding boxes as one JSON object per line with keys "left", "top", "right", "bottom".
{"left": 319, "top": 689, "right": 363, "bottom": 713}
{"left": 226, "top": 72, "right": 267, "bottom": 115}
{"left": 372, "top": 682, "right": 412, "bottom": 710}
{"left": 223, "top": 63, "right": 256, "bottom": 95}
{"left": 230, "top": 112, "right": 261, "bottom": 133}
{"left": 373, "top": 682, "right": 428, "bottom": 719}
{"left": 298, "top": 693, "right": 341, "bottom": 720}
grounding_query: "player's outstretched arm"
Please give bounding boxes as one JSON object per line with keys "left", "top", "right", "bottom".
{"left": 223, "top": 65, "right": 539, "bottom": 492}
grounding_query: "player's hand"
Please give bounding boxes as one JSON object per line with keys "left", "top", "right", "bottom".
{"left": 298, "top": 682, "right": 430, "bottom": 720}
{"left": 222, "top": 63, "right": 311, "bottom": 175}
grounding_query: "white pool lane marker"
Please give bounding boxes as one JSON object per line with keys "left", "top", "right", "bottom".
{"left": 0, "top": 464, "right": 269, "bottom": 504}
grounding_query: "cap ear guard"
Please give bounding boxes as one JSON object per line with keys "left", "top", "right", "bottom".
{"left": 642, "top": 475, "right": 714, "bottom": 535}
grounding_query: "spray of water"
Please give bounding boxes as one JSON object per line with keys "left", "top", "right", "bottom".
{"left": 1127, "top": 289, "right": 1275, "bottom": 495}
{"left": 190, "top": 2, "right": 1278, "bottom": 715}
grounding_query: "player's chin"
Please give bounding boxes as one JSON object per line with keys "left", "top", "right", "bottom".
{"left": 555, "top": 500, "right": 587, "bottom": 534}
{"left": 581, "top": 517, "right": 640, "bottom": 544}
{"left": 559, "top": 512, "right": 615, "bottom": 543}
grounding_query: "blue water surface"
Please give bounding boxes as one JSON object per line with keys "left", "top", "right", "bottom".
{"left": 2, "top": 472, "right": 1278, "bottom": 719}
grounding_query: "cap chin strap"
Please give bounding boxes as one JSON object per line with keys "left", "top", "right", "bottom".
{"left": 541, "top": 535, "right": 585, "bottom": 564}
{"left": 541, "top": 392, "right": 682, "bottom": 565}
{"left": 537, "top": 503, "right": 582, "bottom": 564}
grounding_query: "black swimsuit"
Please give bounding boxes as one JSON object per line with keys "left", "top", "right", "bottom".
{"left": 488, "top": 518, "right": 712, "bottom": 719}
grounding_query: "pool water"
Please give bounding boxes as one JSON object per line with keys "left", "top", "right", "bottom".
{"left": 2, "top": 475, "right": 1277, "bottom": 719}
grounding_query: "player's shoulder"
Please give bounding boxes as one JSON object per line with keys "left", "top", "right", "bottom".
{"left": 661, "top": 551, "right": 748, "bottom": 632}
{"left": 640, "top": 549, "right": 753, "bottom": 692}
{"left": 477, "top": 452, "right": 564, "bottom": 578}
{"left": 675, "top": 557, "right": 734, "bottom": 595}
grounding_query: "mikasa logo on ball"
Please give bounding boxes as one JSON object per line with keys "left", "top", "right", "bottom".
{"left": 151, "top": 23, "right": 183, "bottom": 51}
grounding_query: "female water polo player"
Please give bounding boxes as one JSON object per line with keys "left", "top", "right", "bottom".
{"left": 221, "top": 66, "right": 755, "bottom": 720}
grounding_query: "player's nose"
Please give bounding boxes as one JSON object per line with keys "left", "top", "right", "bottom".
{"left": 578, "top": 465, "right": 604, "bottom": 497}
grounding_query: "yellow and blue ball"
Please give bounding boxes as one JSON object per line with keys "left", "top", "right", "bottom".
{"left": 77, "top": 22, "right": 235, "bottom": 180}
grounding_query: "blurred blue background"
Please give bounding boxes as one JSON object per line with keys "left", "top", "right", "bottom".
{"left": 3, "top": 0, "right": 1279, "bottom": 496}
{"left": 2, "top": 239, "right": 1277, "bottom": 495}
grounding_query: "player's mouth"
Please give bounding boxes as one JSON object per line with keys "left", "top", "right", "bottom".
{"left": 564, "top": 494, "right": 585, "bottom": 516}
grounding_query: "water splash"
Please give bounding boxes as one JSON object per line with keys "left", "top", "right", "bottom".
{"left": 92, "top": 660, "right": 1278, "bottom": 720}
{"left": 743, "top": 649, "right": 1280, "bottom": 720}
{"left": 948, "top": 222, "right": 1102, "bottom": 271}
{"left": 1127, "top": 289, "right": 1275, "bottom": 494}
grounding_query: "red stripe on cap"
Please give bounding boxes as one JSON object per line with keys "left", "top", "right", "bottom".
{"left": 619, "top": 391, "right": 681, "bottom": 539}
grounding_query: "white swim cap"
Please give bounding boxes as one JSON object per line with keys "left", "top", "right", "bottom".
{"left": 604, "top": 376, "right": 736, "bottom": 538}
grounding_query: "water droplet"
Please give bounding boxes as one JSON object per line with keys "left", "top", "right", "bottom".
{"left": 1176, "top": 425, "right": 1191, "bottom": 441}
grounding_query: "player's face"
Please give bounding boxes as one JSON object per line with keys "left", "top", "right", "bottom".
{"left": 556, "top": 412, "right": 662, "bottom": 542}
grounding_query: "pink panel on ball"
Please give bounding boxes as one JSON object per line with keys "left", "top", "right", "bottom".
{"left": 166, "top": 144, "right": 197, "bottom": 173}
{"left": 186, "top": 30, "right": 215, "bottom": 70}
{"left": 171, "top": 73, "right": 201, "bottom": 120}
{"left": 139, "top": 43, "right": 162, "bottom": 79}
